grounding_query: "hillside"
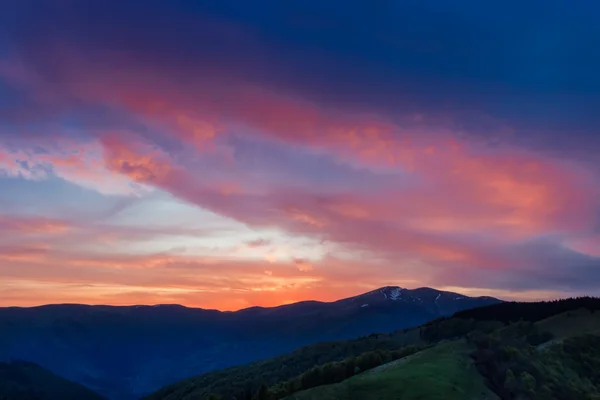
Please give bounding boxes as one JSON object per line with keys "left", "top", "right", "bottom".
{"left": 0, "top": 360, "right": 106, "bottom": 400}
{"left": 145, "top": 297, "right": 600, "bottom": 400}
{"left": 288, "top": 330, "right": 600, "bottom": 400}
{"left": 143, "top": 329, "right": 425, "bottom": 400}
{"left": 0, "top": 287, "right": 498, "bottom": 400}
{"left": 286, "top": 341, "right": 498, "bottom": 400}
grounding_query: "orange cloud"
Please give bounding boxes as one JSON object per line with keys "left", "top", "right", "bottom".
{"left": 0, "top": 245, "right": 51, "bottom": 263}
{"left": 0, "top": 216, "right": 72, "bottom": 235}
{"left": 294, "top": 258, "right": 314, "bottom": 272}
{"left": 0, "top": 246, "right": 343, "bottom": 310}
{"left": 101, "top": 134, "right": 173, "bottom": 183}
{"left": 0, "top": 252, "right": 408, "bottom": 310}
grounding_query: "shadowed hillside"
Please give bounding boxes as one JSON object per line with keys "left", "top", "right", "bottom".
{"left": 145, "top": 297, "right": 600, "bottom": 400}
{"left": 0, "top": 360, "right": 105, "bottom": 400}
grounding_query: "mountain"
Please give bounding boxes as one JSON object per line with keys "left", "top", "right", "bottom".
{"left": 145, "top": 297, "right": 600, "bottom": 400}
{"left": 284, "top": 300, "right": 600, "bottom": 400}
{"left": 0, "top": 360, "right": 106, "bottom": 400}
{"left": 0, "top": 286, "right": 499, "bottom": 400}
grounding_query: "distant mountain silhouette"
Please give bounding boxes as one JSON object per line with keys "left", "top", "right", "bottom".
{"left": 0, "top": 287, "right": 500, "bottom": 400}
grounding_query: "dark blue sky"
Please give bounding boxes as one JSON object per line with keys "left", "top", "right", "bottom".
{"left": 3, "top": 0, "right": 600, "bottom": 131}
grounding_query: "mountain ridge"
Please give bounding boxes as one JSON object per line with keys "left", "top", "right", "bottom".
{"left": 1, "top": 286, "right": 500, "bottom": 312}
{"left": 0, "top": 286, "right": 501, "bottom": 400}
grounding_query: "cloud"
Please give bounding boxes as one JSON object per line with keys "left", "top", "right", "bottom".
{"left": 98, "top": 133, "right": 598, "bottom": 240}
{"left": 90, "top": 133, "right": 600, "bottom": 294}
{"left": 294, "top": 258, "right": 314, "bottom": 272}
{"left": 563, "top": 236, "right": 600, "bottom": 258}
{"left": 0, "top": 138, "right": 149, "bottom": 196}
{"left": 3, "top": 0, "right": 600, "bottom": 131}
{"left": 0, "top": 215, "right": 71, "bottom": 235}
{"left": 0, "top": 147, "right": 48, "bottom": 180}
{"left": 2, "top": 104, "right": 598, "bottom": 306}
{"left": 2, "top": 239, "right": 596, "bottom": 310}
{"left": 0, "top": 0, "right": 599, "bottom": 307}
{"left": 246, "top": 238, "right": 271, "bottom": 248}
{"left": 0, "top": 245, "right": 348, "bottom": 310}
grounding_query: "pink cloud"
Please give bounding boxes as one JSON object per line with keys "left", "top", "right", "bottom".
{"left": 246, "top": 239, "right": 271, "bottom": 248}
{"left": 1, "top": 48, "right": 420, "bottom": 167}
{"left": 564, "top": 236, "right": 600, "bottom": 258}
{"left": 95, "top": 133, "right": 596, "bottom": 276}
{"left": 5, "top": 49, "right": 596, "bottom": 237}
{"left": 2, "top": 38, "right": 600, "bottom": 308}
{"left": 0, "top": 138, "right": 147, "bottom": 195}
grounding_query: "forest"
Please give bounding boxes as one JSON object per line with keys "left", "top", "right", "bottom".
{"left": 147, "top": 297, "right": 600, "bottom": 400}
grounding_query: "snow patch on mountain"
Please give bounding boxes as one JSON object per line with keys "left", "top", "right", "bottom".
{"left": 378, "top": 286, "right": 405, "bottom": 301}
{"left": 389, "top": 287, "right": 402, "bottom": 300}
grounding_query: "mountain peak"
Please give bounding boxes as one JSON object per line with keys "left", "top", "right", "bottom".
{"left": 355, "top": 286, "right": 405, "bottom": 300}
{"left": 379, "top": 286, "right": 405, "bottom": 300}
{"left": 345, "top": 286, "right": 501, "bottom": 313}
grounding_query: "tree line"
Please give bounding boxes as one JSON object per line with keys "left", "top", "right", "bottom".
{"left": 470, "top": 329, "right": 600, "bottom": 399}
{"left": 454, "top": 297, "right": 600, "bottom": 324}
{"left": 205, "top": 345, "right": 424, "bottom": 400}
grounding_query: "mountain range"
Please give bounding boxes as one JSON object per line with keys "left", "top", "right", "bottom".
{"left": 0, "top": 286, "right": 500, "bottom": 399}
{"left": 146, "top": 297, "right": 600, "bottom": 400}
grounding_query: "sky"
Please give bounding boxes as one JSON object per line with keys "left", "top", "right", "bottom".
{"left": 0, "top": 0, "right": 599, "bottom": 310}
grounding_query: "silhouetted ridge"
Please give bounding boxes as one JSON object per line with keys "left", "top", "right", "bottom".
{"left": 454, "top": 296, "right": 600, "bottom": 323}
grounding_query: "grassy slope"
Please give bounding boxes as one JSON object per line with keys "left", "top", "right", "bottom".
{"left": 145, "top": 328, "right": 423, "bottom": 400}
{"left": 147, "top": 298, "right": 600, "bottom": 400}
{"left": 286, "top": 341, "right": 498, "bottom": 400}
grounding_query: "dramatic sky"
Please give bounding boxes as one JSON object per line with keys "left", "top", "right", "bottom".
{"left": 1, "top": 1, "right": 599, "bottom": 309}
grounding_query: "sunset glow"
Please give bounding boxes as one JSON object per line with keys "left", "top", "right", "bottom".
{"left": 1, "top": 1, "right": 599, "bottom": 309}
